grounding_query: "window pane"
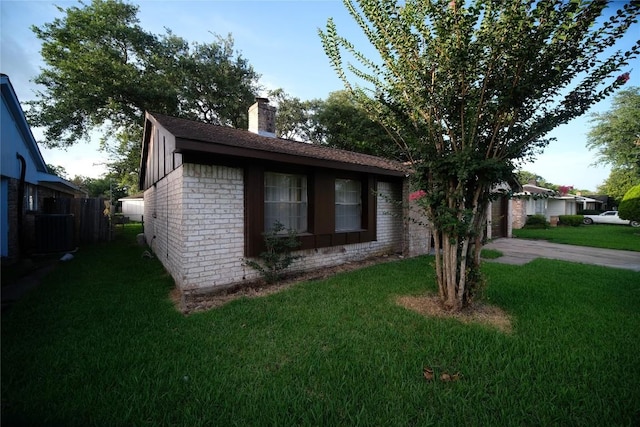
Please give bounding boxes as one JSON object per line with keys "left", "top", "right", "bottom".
{"left": 335, "top": 179, "right": 361, "bottom": 232}
{"left": 264, "top": 172, "right": 307, "bottom": 232}
{"left": 24, "top": 184, "right": 37, "bottom": 211}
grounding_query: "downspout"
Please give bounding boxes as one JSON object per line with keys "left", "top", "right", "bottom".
{"left": 16, "top": 153, "right": 26, "bottom": 259}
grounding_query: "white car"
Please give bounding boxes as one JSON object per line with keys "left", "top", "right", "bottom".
{"left": 582, "top": 211, "right": 640, "bottom": 227}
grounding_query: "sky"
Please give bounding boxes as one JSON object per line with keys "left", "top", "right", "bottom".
{"left": 1, "top": 0, "right": 638, "bottom": 191}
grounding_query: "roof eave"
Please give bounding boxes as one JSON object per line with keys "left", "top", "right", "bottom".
{"left": 175, "top": 138, "right": 407, "bottom": 177}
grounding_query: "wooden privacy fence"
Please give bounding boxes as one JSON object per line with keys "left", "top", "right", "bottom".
{"left": 41, "top": 198, "right": 112, "bottom": 246}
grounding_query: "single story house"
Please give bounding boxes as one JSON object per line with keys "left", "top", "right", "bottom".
{"left": 511, "top": 183, "right": 577, "bottom": 228}
{"left": 575, "top": 195, "right": 604, "bottom": 212}
{"left": 118, "top": 193, "right": 144, "bottom": 222}
{"left": 1, "top": 74, "right": 84, "bottom": 260}
{"left": 139, "top": 98, "right": 430, "bottom": 294}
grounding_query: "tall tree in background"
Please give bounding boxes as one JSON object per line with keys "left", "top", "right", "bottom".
{"left": 321, "top": 0, "right": 639, "bottom": 311}
{"left": 28, "top": 0, "right": 260, "bottom": 192}
{"left": 177, "top": 34, "right": 260, "bottom": 129}
{"left": 267, "top": 88, "right": 400, "bottom": 159}
{"left": 515, "top": 170, "right": 556, "bottom": 190}
{"left": 597, "top": 167, "right": 639, "bottom": 203}
{"left": 46, "top": 164, "right": 68, "bottom": 179}
{"left": 266, "top": 89, "right": 320, "bottom": 141}
{"left": 587, "top": 86, "right": 640, "bottom": 200}
{"left": 314, "top": 90, "right": 403, "bottom": 159}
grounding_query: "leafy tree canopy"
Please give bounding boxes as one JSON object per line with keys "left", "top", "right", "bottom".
{"left": 29, "top": 0, "right": 260, "bottom": 148}
{"left": 46, "top": 164, "right": 68, "bottom": 179}
{"left": 321, "top": 0, "right": 640, "bottom": 310}
{"left": 266, "top": 89, "right": 321, "bottom": 141}
{"left": 71, "top": 175, "right": 127, "bottom": 200}
{"left": 596, "top": 166, "right": 640, "bottom": 203}
{"left": 28, "top": 0, "right": 261, "bottom": 195}
{"left": 587, "top": 86, "right": 640, "bottom": 180}
{"left": 314, "top": 90, "right": 403, "bottom": 159}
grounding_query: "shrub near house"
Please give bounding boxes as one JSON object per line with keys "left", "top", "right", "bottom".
{"left": 558, "top": 215, "right": 584, "bottom": 227}
{"left": 524, "top": 214, "right": 549, "bottom": 229}
{"left": 618, "top": 185, "right": 640, "bottom": 222}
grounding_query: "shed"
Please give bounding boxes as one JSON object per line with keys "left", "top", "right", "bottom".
{"left": 118, "top": 193, "right": 144, "bottom": 222}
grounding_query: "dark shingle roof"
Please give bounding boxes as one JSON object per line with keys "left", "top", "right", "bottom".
{"left": 148, "top": 112, "right": 407, "bottom": 176}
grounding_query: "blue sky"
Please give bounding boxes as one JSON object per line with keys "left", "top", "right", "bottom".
{"left": 1, "top": 0, "right": 638, "bottom": 191}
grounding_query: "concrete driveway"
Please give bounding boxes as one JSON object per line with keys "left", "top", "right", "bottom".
{"left": 483, "top": 238, "right": 640, "bottom": 272}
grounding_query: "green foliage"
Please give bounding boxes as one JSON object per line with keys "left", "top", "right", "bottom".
{"left": 2, "top": 228, "right": 640, "bottom": 425}
{"left": 244, "top": 221, "right": 303, "bottom": 284}
{"left": 516, "top": 170, "right": 557, "bottom": 190}
{"left": 314, "top": 90, "right": 403, "bottom": 159}
{"left": 28, "top": 0, "right": 260, "bottom": 188}
{"left": 46, "top": 164, "right": 68, "bottom": 179}
{"left": 587, "top": 87, "right": 640, "bottom": 174}
{"left": 266, "top": 88, "right": 320, "bottom": 141}
{"left": 513, "top": 224, "right": 640, "bottom": 252}
{"left": 320, "top": 0, "right": 640, "bottom": 310}
{"left": 524, "top": 214, "right": 550, "bottom": 229}
{"left": 618, "top": 184, "right": 640, "bottom": 222}
{"left": 267, "top": 89, "right": 403, "bottom": 160}
{"left": 175, "top": 33, "right": 260, "bottom": 129}
{"left": 99, "top": 125, "right": 142, "bottom": 195}
{"left": 71, "top": 175, "right": 127, "bottom": 199}
{"left": 558, "top": 215, "right": 584, "bottom": 227}
{"left": 29, "top": 0, "right": 169, "bottom": 147}
{"left": 588, "top": 87, "right": 640, "bottom": 197}
{"left": 597, "top": 167, "right": 640, "bottom": 204}
{"left": 480, "top": 249, "right": 502, "bottom": 259}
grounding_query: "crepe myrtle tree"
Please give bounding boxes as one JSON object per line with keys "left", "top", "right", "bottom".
{"left": 320, "top": 0, "right": 640, "bottom": 311}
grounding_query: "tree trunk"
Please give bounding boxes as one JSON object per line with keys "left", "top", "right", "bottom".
{"left": 430, "top": 184, "right": 489, "bottom": 312}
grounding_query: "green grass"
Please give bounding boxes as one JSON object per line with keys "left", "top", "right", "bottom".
{"left": 2, "top": 225, "right": 640, "bottom": 426}
{"left": 480, "top": 248, "right": 503, "bottom": 259}
{"left": 513, "top": 224, "right": 640, "bottom": 251}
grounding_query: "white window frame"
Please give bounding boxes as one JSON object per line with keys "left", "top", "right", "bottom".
{"left": 335, "top": 178, "right": 362, "bottom": 232}
{"left": 264, "top": 172, "right": 308, "bottom": 232}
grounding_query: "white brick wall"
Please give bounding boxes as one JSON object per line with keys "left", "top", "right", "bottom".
{"left": 144, "top": 167, "right": 184, "bottom": 284}
{"left": 146, "top": 166, "right": 429, "bottom": 293}
{"left": 179, "top": 164, "right": 245, "bottom": 289}
{"left": 402, "top": 181, "right": 431, "bottom": 257}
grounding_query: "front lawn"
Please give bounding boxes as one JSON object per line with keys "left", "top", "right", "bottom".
{"left": 2, "top": 225, "right": 640, "bottom": 426}
{"left": 513, "top": 224, "right": 640, "bottom": 251}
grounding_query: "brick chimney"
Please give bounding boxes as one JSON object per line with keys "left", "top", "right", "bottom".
{"left": 248, "top": 97, "right": 276, "bottom": 137}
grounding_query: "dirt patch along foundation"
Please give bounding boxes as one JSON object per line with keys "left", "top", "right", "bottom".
{"left": 173, "top": 253, "right": 406, "bottom": 314}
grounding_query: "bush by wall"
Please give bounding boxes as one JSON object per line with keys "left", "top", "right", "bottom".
{"left": 524, "top": 214, "right": 549, "bottom": 229}
{"left": 244, "top": 221, "right": 303, "bottom": 284}
{"left": 558, "top": 215, "right": 584, "bottom": 227}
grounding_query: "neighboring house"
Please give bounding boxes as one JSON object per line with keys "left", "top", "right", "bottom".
{"left": 511, "top": 183, "right": 577, "bottom": 228}
{"left": 1, "top": 74, "right": 84, "bottom": 260}
{"left": 575, "top": 195, "right": 604, "bottom": 212}
{"left": 487, "top": 180, "right": 521, "bottom": 239}
{"left": 139, "top": 98, "right": 430, "bottom": 294}
{"left": 118, "top": 193, "right": 144, "bottom": 222}
{"left": 594, "top": 195, "right": 615, "bottom": 211}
